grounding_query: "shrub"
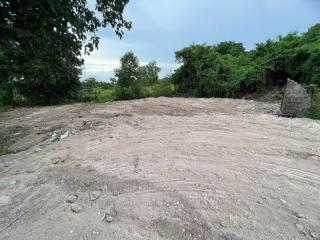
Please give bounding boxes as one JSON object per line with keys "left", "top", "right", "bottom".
{"left": 307, "top": 88, "right": 320, "bottom": 120}
{"left": 0, "top": 146, "right": 10, "bottom": 156}
{"left": 145, "top": 79, "right": 175, "bottom": 97}
{"left": 172, "top": 24, "right": 320, "bottom": 98}
{"left": 79, "top": 88, "right": 100, "bottom": 102}
{"left": 12, "top": 92, "right": 28, "bottom": 106}
{"left": 112, "top": 86, "right": 136, "bottom": 100}
{"left": 96, "top": 88, "right": 114, "bottom": 103}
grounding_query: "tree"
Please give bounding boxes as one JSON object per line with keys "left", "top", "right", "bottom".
{"left": 114, "top": 51, "right": 140, "bottom": 88}
{"left": 0, "top": 0, "right": 131, "bottom": 105}
{"left": 172, "top": 24, "right": 320, "bottom": 98}
{"left": 215, "top": 41, "right": 245, "bottom": 57}
{"left": 82, "top": 77, "right": 101, "bottom": 89}
{"left": 113, "top": 52, "right": 163, "bottom": 100}
{"left": 138, "top": 61, "right": 161, "bottom": 86}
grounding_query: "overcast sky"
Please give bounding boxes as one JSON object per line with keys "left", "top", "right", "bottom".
{"left": 82, "top": 0, "right": 320, "bottom": 81}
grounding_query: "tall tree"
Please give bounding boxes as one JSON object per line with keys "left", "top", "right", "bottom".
{"left": 0, "top": 0, "right": 131, "bottom": 105}
{"left": 138, "top": 61, "right": 161, "bottom": 86}
{"left": 114, "top": 51, "right": 139, "bottom": 88}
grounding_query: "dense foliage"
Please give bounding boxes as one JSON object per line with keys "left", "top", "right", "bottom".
{"left": 0, "top": 0, "right": 131, "bottom": 105}
{"left": 0, "top": 1, "right": 319, "bottom": 120}
{"left": 113, "top": 52, "right": 174, "bottom": 100}
{"left": 308, "top": 88, "right": 320, "bottom": 120}
{"left": 79, "top": 77, "right": 113, "bottom": 102}
{"left": 139, "top": 61, "right": 161, "bottom": 86}
{"left": 173, "top": 24, "right": 320, "bottom": 98}
{"left": 115, "top": 51, "right": 140, "bottom": 88}
{"left": 80, "top": 52, "right": 175, "bottom": 103}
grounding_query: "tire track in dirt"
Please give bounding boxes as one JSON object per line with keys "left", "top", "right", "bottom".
{"left": 1, "top": 98, "right": 320, "bottom": 240}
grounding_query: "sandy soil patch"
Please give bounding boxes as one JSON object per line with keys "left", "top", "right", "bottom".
{"left": 0, "top": 97, "right": 320, "bottom": 240}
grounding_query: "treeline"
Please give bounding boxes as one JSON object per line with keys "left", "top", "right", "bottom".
{"left": 0, "top": 2, "right": 319, "bottom": 108}
{"left": 172, "top": 24, "right": 320, "bottom": 98}
{"left": 112, "top": 52, "right": 174, "bottom": 100}
{"left": 80, "top": 52, "right": 175, "bottom": 103}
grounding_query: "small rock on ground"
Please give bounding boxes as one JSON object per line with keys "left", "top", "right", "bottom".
{"left": 66, "top": 194, "right": 78, "bottom": 203}
{"left": 106, "top": 216, "right": 114, "bottom": 223}
{"left": 89, "top": 191, "right": 101, "bottom": 201}
{"left": 70, "top": 203, "right": 82, "bottom": 213}
{"left": 296, "top": 213, "right": 307, "bottom": 219}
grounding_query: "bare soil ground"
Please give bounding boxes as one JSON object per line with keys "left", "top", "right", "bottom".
{"left": 0, "top": 97, "right": 320, "bottom": 240}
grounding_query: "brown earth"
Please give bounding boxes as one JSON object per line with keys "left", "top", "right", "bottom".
{"left": 0, "top": 97, "right": 320, "bottom": 240}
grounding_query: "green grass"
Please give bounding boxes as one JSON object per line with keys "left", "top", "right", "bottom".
{"left": 79, "top": 87, "right": 115, "bottom": 103}
{"left": 0, "top": 146, "right": 10, "bottom": 156}
{"left": 307, "top": 88, "right": 320, "bottom": 120}
{"left": 308, "top": 109, "right": 320, "bottom": 120}
{"left": 144, "top": 82, "right": 175, "bottom": 98}
{"left": 81, "top": 81, "right": 175, "bottom": 103}
{"left": 96, "top": 88, "right": 114, "bottom": 103}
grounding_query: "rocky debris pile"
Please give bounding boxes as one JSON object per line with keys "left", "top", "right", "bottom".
{"left": 280, "top": 79, "right": 311, "bottom": 117}
{"left": 50, "top": 130, "right": 70, "bottom": 142}
{"left": 50, "top": 120, "right": 94, "bottom": 142}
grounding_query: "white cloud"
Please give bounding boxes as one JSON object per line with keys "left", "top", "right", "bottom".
{"left": 83, "top": 59, "right": 177, "bottom": 73}
{"left": 82, "top": 59, "right": 119, "bottom": 72}
{"left": 82, "top": 57, "right": 178, "bottom": 81}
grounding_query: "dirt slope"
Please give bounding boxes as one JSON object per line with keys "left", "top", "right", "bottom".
{"left": 0, "top": 97, "right": 320, "bottom": 240}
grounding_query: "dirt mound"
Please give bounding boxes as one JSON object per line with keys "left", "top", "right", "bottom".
{"left": 0, "top": 98, "right": 320, "bottom": 240}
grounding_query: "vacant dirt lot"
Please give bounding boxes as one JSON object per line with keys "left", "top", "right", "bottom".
{"left": 0, "top": 97, "right": 320, "bottom": 240}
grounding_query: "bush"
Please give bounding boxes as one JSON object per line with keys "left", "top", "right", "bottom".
{"left": 145, "top": 79, "right": 175, "bottom": 97}
{"left": 172, "top": 24, "right": 320, "bottom": 98}
{"left": 307, "top": 88, "right": 320, "bottom": 120}
{"left": 112, "top": 86, "right": 136, "bottom": 100}
{"left": 0, "top": 87, "right": 28, "bottom": 106}
{"left": 240, "top": 66, "right": 267, "bottom": 94}
{"left": 12, "top": 92, "right": 28, "bottom": 106}
{"left": 82, "top": 77, "right": 101, "bottom": 89}
{"left": 79, "top": 87, "right": 114, "bottom": 103}
{"left": 79, "top": 88, "right": 99, "bottom": 102}
{"left": 96, "top": 88, "right": 114, "bottom": 103}
{"left": 0, "top": 146, "right": 10, "bottom": 156}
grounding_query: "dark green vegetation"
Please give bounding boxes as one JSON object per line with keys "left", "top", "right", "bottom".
{"left": 172, "top": 24, "right": 320, "bottom": 98}
{"left": 81, "top": 52, "right": 175, "bottom": 102}
{"left": 307, "top": 88, "right": 320, "bottom": 120}
{"left": 0, "top": 0, "right": 131, "bottom": 105}
{"left": 170, "top": 24, "right": 320, "bottom": 119}
{"left": 0, "top": 145, "right": 10, "bottom": 156}
{"left": 0, "top": 1, "right": 319, "bottom": 121}
{"left": 79, "top": 78, "right": 114, "bottom": 103}
{"left": 112, "top": 52, "right": 174, "bottom": 100}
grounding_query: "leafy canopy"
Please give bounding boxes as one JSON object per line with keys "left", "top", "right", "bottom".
{"left": 173, "top": 24, "right": 320, "bottom": 98}
{"left": 138, "top": 61, "right": 161, "bottom": 86}
{"left": 0, "top": 0, "right": 131, "bottom": 105}
{"left": 113, "top": 51, "right": 163, "bottom": 100}
{"left": 115, "top": 51, "right": 140, "bottom": 88}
